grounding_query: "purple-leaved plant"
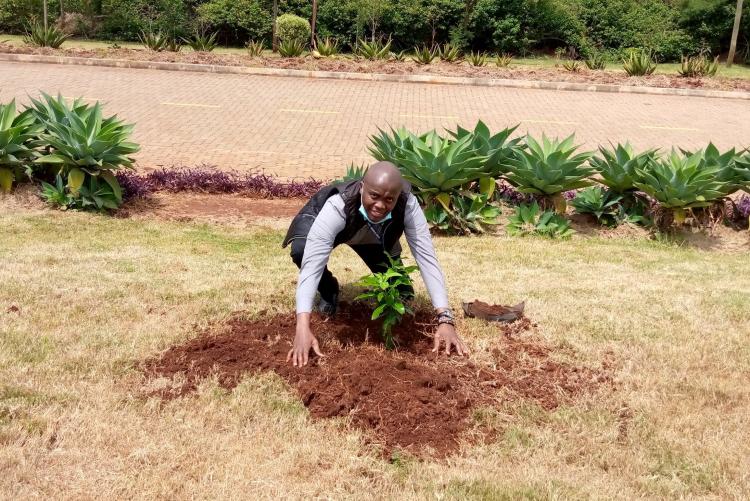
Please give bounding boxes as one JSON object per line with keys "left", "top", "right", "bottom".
{"left": 737, "top": 195, "right": 750, "bottom": 220}
{"left": 117, "top": 166, "right": 324, "bottom": 202}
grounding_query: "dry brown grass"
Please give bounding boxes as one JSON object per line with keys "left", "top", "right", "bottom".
{"left": 1, "top": 200, "right": 749, "bottom": 499}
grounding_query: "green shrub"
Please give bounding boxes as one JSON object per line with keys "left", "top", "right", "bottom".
{"left": 412, "top": 44, "right": 437, "bottom": 64}
{"left": 585, "top": 52, "right": 607, "bottom": 70}
{"left": 139, "top": 30, "right": 168, "bottom": 51}
{"left": 100, "top": 0, "right": 191, "bottom": 41}
{"left": 495, "top": 53, "right": 513, "bottom": 67}
{"left": 571, "top": 187, "right": 624, "bottom": 226}
{"left": 439, "top": 42, "right": 462, "bottom": 62}
{"left": 355, "top": 254, "right": 417, "bottom": 350}
{"left": 506, "top": 202, "right": 574, "bottom": 238}
{"left": 332, "top": 162, "right": 366, "bottom": 183}
{"left": 468, "top": 50, "right": 487, "bottom": 66}
{"left": 446, "top": 120, "right": 522, "bottom": 178}
{"left": 24, "top": 21, "right": 70, "bottom": 48}
{"left": 246, "top": 39, "right": 264, "bottom": 57}
{"left": 195, "top": 0, "right": 272, "bottom": 45}
{"left": 562, "top": 60, "right": 581, "bottom": 72}
{"left": 634, "top": 150, "right": 727, "bottom": 225}
{"left": 501, "top": 134, "right": 594, "bottom": 214}
{"left": 0, "top": 99, "right": 42, "bottom": 193}
{"left": 278, "top": 38, "right": 305, "bottom": 57}
{"left": 678, "top": 53, "right": 719, "bottom": 78}
{"left": 589, "top": 143, "right": 656, "bottom": 193}
{"left": 315, "top": 36, "right": 339, "bottom": 56}
{"left": 183, "top": 30, "right": 219, "bottom": 52}
{"left": 355, "top": 37, "right": 391, "bottom": 59}
{"left": 276, "top": 13, "right": 310, "bottom": 45}
{"left": 623, "top": 49, "right": 657, "bottom": 76}
{"left": 424, "top": 191, "right": 501, "bottom": 234}
{"left": 29, "top": 93, "right": 139, "bottom": 211}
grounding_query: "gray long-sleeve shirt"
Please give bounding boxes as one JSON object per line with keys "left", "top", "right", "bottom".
{"left": 296, "top": 193, "right": 449, "bottom": 313}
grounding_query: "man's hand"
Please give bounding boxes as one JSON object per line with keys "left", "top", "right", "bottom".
{"left": 432, "top": 323, "right": 468, "bottom": 356}
{"left": 287, "top": 313, "right": 323, "bottom": 367}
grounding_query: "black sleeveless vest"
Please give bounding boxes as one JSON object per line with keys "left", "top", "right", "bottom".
{"left": 282, "top": 179, "right": 411, "bottom": 250}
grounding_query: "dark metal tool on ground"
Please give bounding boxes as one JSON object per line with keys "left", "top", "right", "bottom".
{"left": 462, "top": 300, "right": 525, "bottom": 322}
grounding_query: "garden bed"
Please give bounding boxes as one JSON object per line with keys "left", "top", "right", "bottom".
{"left": 3, "top": 42, "right": 750, "bottom": 93}
{"left": 142, "top": 302, "right": 613, "bottom": 458}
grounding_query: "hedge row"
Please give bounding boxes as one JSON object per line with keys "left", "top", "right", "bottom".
{"left": 2, "top": 0, "right": 749, "bottom": 62}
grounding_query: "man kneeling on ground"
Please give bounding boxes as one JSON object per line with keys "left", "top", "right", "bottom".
{"left": 282, "top": 161, "right": 468, "bottom": 366}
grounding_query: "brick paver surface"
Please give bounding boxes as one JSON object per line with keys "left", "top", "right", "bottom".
{"left": 3, "top": 61, "right": 749, "bottom": 180}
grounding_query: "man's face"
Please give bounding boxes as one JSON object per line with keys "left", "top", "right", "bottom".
{"left": 361, "top": 180, "right": 401, "bottom": 222}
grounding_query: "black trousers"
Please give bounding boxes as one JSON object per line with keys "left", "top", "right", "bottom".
{"left": 290, "top": 240, "right": 413, "bottom": 303}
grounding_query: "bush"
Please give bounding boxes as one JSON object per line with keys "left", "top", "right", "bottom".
{"left": 100, "top": 0, "right": 191, "bottom": 41}
{"left": 679, "top": 0, "right": 750, "bottom": 55}
{"left": 276, "top": 12, "right": 310, "bottom": 45}
{"left": 195, "top": 0, "right": 271, "bottom": 46}
{"left": 0, "top": 0, "right": 87, "bottom": 34}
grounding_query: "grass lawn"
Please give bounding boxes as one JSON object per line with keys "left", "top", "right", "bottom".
{"left": 4, "top": 33, "right": 750, "bottom": 80}
{"left": 1, "top": 201, "right": 749, "bottom": 499}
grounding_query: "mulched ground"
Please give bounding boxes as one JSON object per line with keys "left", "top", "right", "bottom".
{"left": 3, "top": 43, "right": 749, "bottom": 92}
{"left": 142, "top": 302, "right": 613, "bottom": 458}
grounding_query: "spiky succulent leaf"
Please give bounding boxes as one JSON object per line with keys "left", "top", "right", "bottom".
{"left": 506, "top": 202, "right": 574, "bottom": 238}
{"left": 589, "top": 143, "right": 656, "bottom": 193}
{"left": 634, "top": 150, "right": 726, "bottom": 209}
{"left": 447, "top": 120, "right": 522, "bottom": 177}
{"left": 502, "top": 134, "right": 594, "bottom": 196}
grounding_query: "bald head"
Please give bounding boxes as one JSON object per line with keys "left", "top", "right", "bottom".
{"left": 360, "top": 161, "right": 403, "bottom": 222}
{"left": 363, "top": 161, "right": 403, "bottom": 192}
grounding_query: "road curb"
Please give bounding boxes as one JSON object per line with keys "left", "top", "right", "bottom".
{"left": 4, "top": 52, "right": 750, "bottom": 100}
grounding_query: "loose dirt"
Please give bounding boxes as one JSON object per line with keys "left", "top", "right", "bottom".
{"left": 143, "top": 302, "right": 612, "bottom": 457}
{"left": 3, "top": 43, "right": 749, "bottom": 92}
{"left": 118, "top": 192, "right": 303, "bottom": 228}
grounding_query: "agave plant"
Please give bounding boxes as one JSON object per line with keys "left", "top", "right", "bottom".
{"left": 678, "top": 54, "right": 719, "bottom": 78}
{"left": 634, "top": 150, "right": 727, "bottom": 225}
{"left": 369, "top": 128, "right": 487, "bottom": 198}
{"left": 391, "top": 50, "right": 407, "bottom": 62}
{"left": 589, "top": 143, "right": 656, "bottom": 193}
{"left": 571, "top": 186, "right": 624, "bottom": 226}
{"left": 447, "top": 120, "right": 522, "bottom": 178}
{"left": 412, "top": 45, "right": 437, "bottom": 64}
{"left": 356, "top": 38, "right": 391, "bottom": 60}
{"left": 139, "top": 30, "right": 167, "bottom": 51}
{"left": 502, "top": 134, "right": 594, "bottom": 214}
{"left": 278, "top": 39, "right": 305, "bottom": 57}
{"left": 425, "top": 191, "right": 501, "bottom": 234}
{"left": 735, "top": 153, "right": 750, "bottom": 193}
{"left": 183, "top": 30, "right": 218, "bottom": 52}
{"left": 165, "top": 37, "right": 182, "bottom": 52}
{"left": 0, "top": 100, "right": 42, "bottom": 192}
{"left": 24, "top": 21, "right": 70, "bottom": 48}
{"left": 439, "top": 43, "right": 462, "bottom": 63}
{"left": 562, "top": 60, "right": 581, "bottom": 72}
{"left": 623, "top": 49, "right": 656, "bottom": 76}
{"left": 315, "top": 36, "right": 339, "bottom": 57}
{"left": 681, "top": 143, "right": 744, "bottom": 196}
{"left": 32, "top": 95, "right": 140, "bottom": 209}
{"left": 495, "top": 53, "right": 513, "bottom": 67}
{"left": 28, "top": 92, "right": 91, "bottom": 129}
{"left": 585, "top": 52, "right": 607, "bottom": 70}
{"left": 332, "top": 162, "right": 367, "bottom": 183}
{"left": 506, "top": 202, "right": 574, "bottom": 238}
{"left": 468, "top": 51, "right": 487, "bottom": 67}
{"left": 246, "top": 40, "right": 265, "bottom": 57}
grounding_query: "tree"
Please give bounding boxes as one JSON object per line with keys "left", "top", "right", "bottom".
{"left": 728, "top": 0, "right": 745, "bottom": 67}
{"left": 311, "top": 0, "right": 318, "bottom": 48}
{"left": 43, "top": 0, "right": 48, "bottom": 30}
{"left": 272, "top": 0, "right": 278, "bottom": 51}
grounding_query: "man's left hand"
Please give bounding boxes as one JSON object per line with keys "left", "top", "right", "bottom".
{"left": 432, "top": 323, "right": 468, "bottom": 356}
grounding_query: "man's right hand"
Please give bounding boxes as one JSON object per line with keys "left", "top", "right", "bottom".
{"left": 287, "top": 313, "right": 323, "bottom": 367}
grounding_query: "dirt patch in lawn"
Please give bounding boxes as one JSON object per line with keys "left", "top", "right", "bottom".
{"left": 118, "top": 192, "right": 303, "bottom": 228}
{"left": 4, "top": 42, "right": 749, "bottom": 93}
{"left": 142, "top": 302, "right": 612, "bottom": 458}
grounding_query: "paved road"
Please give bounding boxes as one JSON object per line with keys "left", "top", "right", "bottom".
{"left": 3, "top": 60, "right": 749, "bottom": 180}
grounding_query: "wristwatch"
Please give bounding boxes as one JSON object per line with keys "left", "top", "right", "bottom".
{"left": 435, "top": 308, "right": 455, "bottom": 326}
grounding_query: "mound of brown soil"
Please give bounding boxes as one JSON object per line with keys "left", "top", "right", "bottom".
{"left": 143, "top": 303, "right": 612, "bottom": 457}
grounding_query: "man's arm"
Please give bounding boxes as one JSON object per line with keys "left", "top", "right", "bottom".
{"left": 402, "top": 194, "right": 450, "bottom": 309}
{"left": 295, "top": 197, "right": 347, "bottom": 313}
{"left": 403, "top": 193, "right": 467, "bottom": 356}
{"left": 289, "top": 197, "right": 346, "bottom": 366}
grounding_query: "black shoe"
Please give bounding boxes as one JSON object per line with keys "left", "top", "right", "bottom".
{"left": 317, "top": 293, "right": 338, "bottom": 317}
